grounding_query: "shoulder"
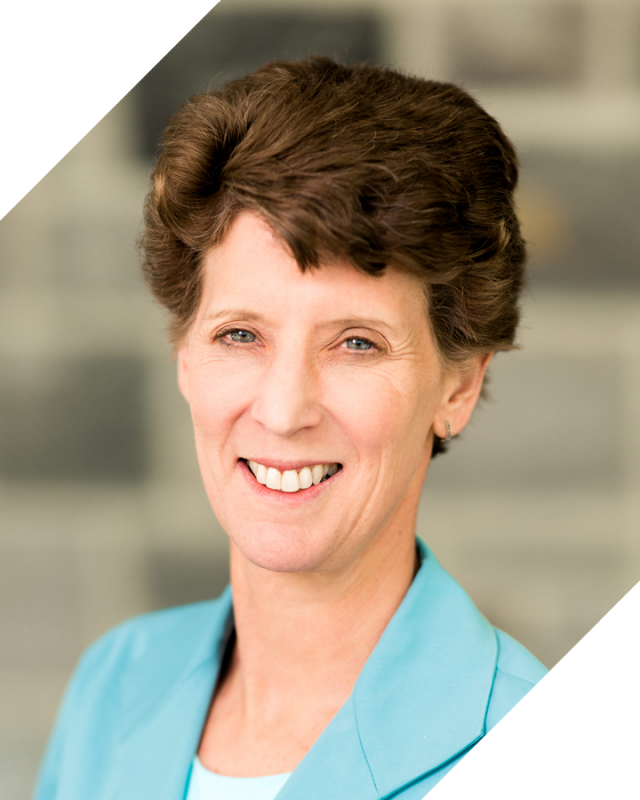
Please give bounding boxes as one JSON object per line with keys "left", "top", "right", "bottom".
{"left": 486, "top": 627, "right": 548, "bottom": 732}
{"left": 77, "top": 597, "right": 228, "bottom": 675}
{"left": 34, "top": 595, "right": 231, "bottom": 799}
{"left": 68, "top": 593, "right": 231, "bottom": 716}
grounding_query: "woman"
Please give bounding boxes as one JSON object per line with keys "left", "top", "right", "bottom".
{"left": 35, "top": 57, "right": 546, "bottom": 800}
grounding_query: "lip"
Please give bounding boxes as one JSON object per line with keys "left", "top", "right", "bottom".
{"left": 237, "top": 459, "right": 341, "bottom": 503}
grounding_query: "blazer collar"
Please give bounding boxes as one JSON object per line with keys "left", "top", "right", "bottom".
{"left": 277, "top": 541, "right": 498, "bottom": 799}
{"left": 114, "top": 589, "right": 234, "bottom": 800}
{"left": 353, "top": 540, "right": 497, "bottom": 796}
{"left": 114, "top": 543, "right": 497, "bottom": 800}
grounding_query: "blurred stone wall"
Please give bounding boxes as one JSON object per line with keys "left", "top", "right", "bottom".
{"left": 1, "top": 0, "right": 639, "bottom": 796}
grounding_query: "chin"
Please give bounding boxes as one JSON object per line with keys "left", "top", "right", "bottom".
{"left": 230, "top": 523, "right": 337, "bottom": 574}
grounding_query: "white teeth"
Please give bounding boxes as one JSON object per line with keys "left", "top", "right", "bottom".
{"left": 248, "top": 461, "right": 268, "bottom": 484}
{"left": 299, "top": 467, "right": 312, "bottom": 490}
{"left": 246, "top": 460, "right": 339, "bottom": 492}
{"left": 281, "top": 470, "right": 300, "bottom": 492}
{"left": 266, "top": 467, "right": 282, "bottom": 490}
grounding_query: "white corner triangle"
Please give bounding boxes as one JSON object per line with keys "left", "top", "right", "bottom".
{"left": 425, "top": 580, "right": 640, "bottom": 798}
{"left": 0, "top": 0, "right": 220, "bottom": 221}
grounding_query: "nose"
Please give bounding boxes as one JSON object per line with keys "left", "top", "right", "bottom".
{"left": 250, "top": 346, "right": 323, "bottom": 437}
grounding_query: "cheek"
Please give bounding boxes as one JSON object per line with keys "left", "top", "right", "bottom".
{"left": 325, "top": 365, "right": 438, "bottom": 461}
{"left": 187, "top": 359, "right": 254, "bottom": 442}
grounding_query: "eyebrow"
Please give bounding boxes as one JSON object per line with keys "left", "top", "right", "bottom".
{"left": 203, "top": 310, "right": 267, "bottom": 324}
{"left": 204, "top": 310, "right": 395, "bottom": 332}
{"left": 322, "top": 317, "right": 394, "bottom": 333}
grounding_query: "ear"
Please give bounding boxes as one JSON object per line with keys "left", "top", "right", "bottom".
{"left": 176, "top": 344, "right": 191, "bottom": 404}
{"left": 433, "top": 353, "right": 493, "bottom": 440}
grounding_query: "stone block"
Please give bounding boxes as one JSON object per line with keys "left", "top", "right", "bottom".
{"left": 0, "top": 549, "right": 82, "bottom": 670}
{"left": 428, "top": 351, "right": 625, "bottom": 491}
{"left": 520, "top": 152, "right": 640, "bottom": 289}
{"left": 146, "top": 547, "right": 230, "bottom": 610}
{"left": 446, "top": 1, "right": 585, "bottom": 86}
{"left": 0, "top": 355, "right": 148, "bottom": 481}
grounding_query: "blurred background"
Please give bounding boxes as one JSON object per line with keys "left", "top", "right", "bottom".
{"left": 1, "top": 0, "right": 640, "bottom": 795}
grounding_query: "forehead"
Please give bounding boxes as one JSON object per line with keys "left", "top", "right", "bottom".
{"left": 198, "top": 211, "right": 428, "bottom": 325}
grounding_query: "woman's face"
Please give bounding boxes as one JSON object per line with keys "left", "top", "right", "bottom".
{"left": 178, "top": 211, "right": 487, "bottom": 575}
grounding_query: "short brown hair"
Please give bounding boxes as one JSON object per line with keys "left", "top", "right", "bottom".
{"left": 141, "top": 56, "right": 526, "bottom": 454}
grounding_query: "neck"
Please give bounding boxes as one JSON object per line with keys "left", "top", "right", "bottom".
{"left": 227, "top": 522, "right": 418, "bottom": 727}
{"left": 223, "top": 447, "right": 432, "bottom": 734}
{"left": 199, "top": 462, "right": 429, "bottom": 775}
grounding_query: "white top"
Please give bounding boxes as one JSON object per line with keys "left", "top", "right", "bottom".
{"left": 185, "top": 756, "right": 291, "bottom": 800}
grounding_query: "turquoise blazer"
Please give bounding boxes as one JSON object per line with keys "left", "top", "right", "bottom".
{"left": 34, "top": 541, "right": 547, "bottom": 799}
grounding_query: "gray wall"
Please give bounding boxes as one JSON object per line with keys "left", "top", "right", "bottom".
{"left": 1, "top": 0, "right": 640, "bottom": 796}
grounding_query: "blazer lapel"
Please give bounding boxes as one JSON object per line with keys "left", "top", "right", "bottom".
{"left": 354, "top": 541, "right": 498, "bottom": 797}
{"left": 276, "top": 542, "right": 498, "bottom": 800}
{"left": 113, "top": 591, "right": 234, "bottom": 800}
{"left": 276, "top": 696, "right": 379, "bottom": 800}
{"left": 109, "top": 543, "right": 497, "bottom": 800}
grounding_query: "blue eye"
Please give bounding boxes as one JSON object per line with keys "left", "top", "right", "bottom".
{"left": 227, "top": 329, "right": 256, "bottom": 343}
{"left": 345, "top": 337, "right": 374, "bottom": 351}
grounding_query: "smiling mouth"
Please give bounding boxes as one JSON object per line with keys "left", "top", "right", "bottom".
{"left": 240, "top": 459, "right": 342, "bottom": 493}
